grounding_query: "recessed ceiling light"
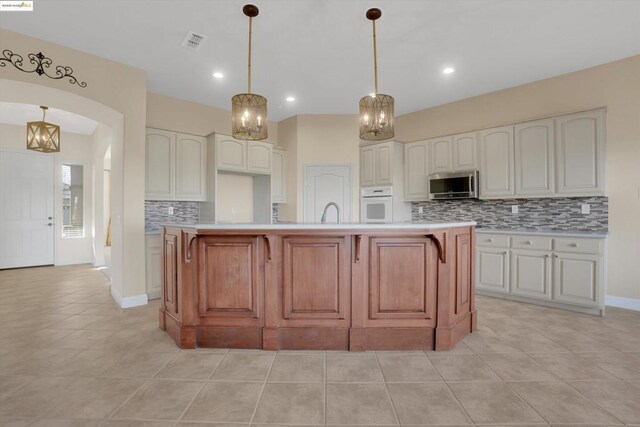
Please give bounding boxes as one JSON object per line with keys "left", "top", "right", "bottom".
{"left": 286, "top": 96, "right": 295, "bottom": 102}
{"left": 443, "top": 67, "right": 455, "bottom": 75}
{"left": 212, "top": 72, "right": 224, "bottom": 79}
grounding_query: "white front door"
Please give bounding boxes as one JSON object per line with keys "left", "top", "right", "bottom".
{"left": 303, "top": 165, "right": 352, "bottom": 223}
{"left": 0, "top": 151, "right": 55, "bottom": 269}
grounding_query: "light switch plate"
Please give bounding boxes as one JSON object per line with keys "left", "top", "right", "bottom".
{"left": 511, "top": 205, "right": 519, "bottom": 214}
{"left": 581, "top": 204, "right": 590, "bottom": 214}
{"left": 168, "top": 206, "right": 174, "bottom": 215}
{"left": 418, "top": 206, "right": 424, "bottom": 214}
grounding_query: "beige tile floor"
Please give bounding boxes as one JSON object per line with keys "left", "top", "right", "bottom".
{"left": 1, "top": 264, "right": 640, "bottom": 426}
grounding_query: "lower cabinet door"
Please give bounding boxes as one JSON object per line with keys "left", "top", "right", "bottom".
{"left": 280, "top": 235, "right": 351, "bottom": 327}
{"left": 553, "top": 253, "right": 602, "bottom": 307}
{"left": 476, "top": 247, "right": 509, "bottom": 294}
{"left": 162, "top": 233, "right": 180, "bottom": 318}
{"left": 146, "top": 239, "right": 162, "bottom": 300}
{"left": 367, "top": 236, "right": 438, "bottom": 327}
{"left": 510, "top": 249, "right": 552, "bottom": 300}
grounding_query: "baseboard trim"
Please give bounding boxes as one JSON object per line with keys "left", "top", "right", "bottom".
{"left": 110, "top": 286, "right": 148, "bottom": 308}
{"left": 606, "top": 295, "right": 640, "bottom": 312}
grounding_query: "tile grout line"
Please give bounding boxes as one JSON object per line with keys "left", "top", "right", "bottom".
{"left": 248, "top": 351, "right": 277, "bottom": 426}
{"left": 372, "top": 351, "right": 400, "bottom": 426}
{"left": 472, "top": 350, "right": 551, "bottom": 426}
{"left": 562, "top": 378, "right": 627, "bottom": 425}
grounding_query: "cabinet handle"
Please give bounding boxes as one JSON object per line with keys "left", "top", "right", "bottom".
{"left": 569, "top": 242, "right": 579, "bottom": 247}
{"left": 524, "top": 240, "right": 533, "bottom": 245}
{"left": 487, "top": 238, "right": 494, "bottom": 242}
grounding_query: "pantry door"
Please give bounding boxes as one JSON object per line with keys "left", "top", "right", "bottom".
{"left": 0, "top": 151, "right": 55, "bottom": 269}
{"left": 303, "top": 164, "right": 352, "bottom": 223}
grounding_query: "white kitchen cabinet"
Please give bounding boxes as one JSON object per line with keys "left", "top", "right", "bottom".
{"left": 555, "top": 109, "right": 606, "bottom": 195}
{"left": 515, "top": 119, "right": 555, "bottom": 196}
{"left": 429, "top": 137, "right": 453, "bottom": 174}
{"left": 175, "top": 134, "right": 206, "bottom": 201}
{"left": 359, "top": 141, "right": 397, "bottom": 187}
{"left": 145, "top": 234, "right": 162, "bottom": 300}
{"left": 247, "top": 141, "right": 273, "bottom": 174}
{"left": 452, "top": 132, "right": 478, "bottom": 171}
{"left": 216, "top": 136, "right": 247, "bottom": 172}
{"left": 272, "top": 149, "right": 287, "bottom": 203}
{"left": 476, "top": 247, "right": 510, "bottom": 294}
{"left": 479, "top": 125, "right": 515, "bottom": 198}
{"left": 360, "top": 146, "right": 376, "bottom": 187}
{"left": 145, "top": 129, "right": 175, "bottom": 200}
{"left": 403, "top": 140, "right": 429, "bottom": 200}
{"left": 215, "top": 134, "right": 273, "bottom": 175}
{"left": 553, "top": 252, "right": 603, "bottom": 308}
{"left": 145, "top": 128, "right": 206, "bottom": 201}
{"left": 510, "top": 249, "right": 552, "bottom": 300}
{"left": 475, "top": 231, "right": 606, "bottom": 315}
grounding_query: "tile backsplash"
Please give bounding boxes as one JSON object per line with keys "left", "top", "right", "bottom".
{"left": 411, "top": 197, "right": 608, "bottom": 232}
{"left": 145, "top": 201, "right": 199, "bottom": 232}
{"left": 272, "top": 203, "right": 279, "bottom": 223}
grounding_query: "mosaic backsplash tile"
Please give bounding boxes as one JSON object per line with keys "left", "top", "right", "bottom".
{"left": 272, "top": 203, "right": 279, "bottom": 223}
{"left": 145, "top": 201, "right": 199, "bottom": 232}
{"left": 411, "top": 197, "right": 607, "bottom": 232}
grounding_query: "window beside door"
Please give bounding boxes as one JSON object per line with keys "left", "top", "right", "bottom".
{"left": 62, "top": 164, "right": 84, "bottom": 238}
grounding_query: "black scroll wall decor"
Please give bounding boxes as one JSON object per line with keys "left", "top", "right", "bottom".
{"left": 0, "top": 49, "right": 87, "bottom": 88}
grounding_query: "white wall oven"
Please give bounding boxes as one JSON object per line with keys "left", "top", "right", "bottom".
{"left": 360, "top": 187, "right": 393, "bottom": 223}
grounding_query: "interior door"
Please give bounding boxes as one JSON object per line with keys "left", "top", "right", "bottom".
{"left": 303, "top": 165, "right": 352, "bottom": 223}
{"left": 0, "top": 151, "right": 55, "bottom": 269}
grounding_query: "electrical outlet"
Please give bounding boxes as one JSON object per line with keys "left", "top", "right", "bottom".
{"left": 418, "top": 206, "right": 424, "bottom": 214}
{"left": 168, "top": 206, "right": 174, "bottom": 215}
{"left": 581, "top": 204, "right": 590, "bottom": 214}
{"left": 511, "top": 205, "right": 519, "bottom": 214}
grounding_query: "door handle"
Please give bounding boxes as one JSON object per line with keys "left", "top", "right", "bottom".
{"left": 47, "top": 223, "right": 53, "bottom": 226}
{"left": 48, "top": 216, "right": 53, "bottom": 220}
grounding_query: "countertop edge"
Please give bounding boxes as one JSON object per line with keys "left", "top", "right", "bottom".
{"left": 477, "top": 228, "right": 608, "bottom": 238}
{"left": 159, "top": 221, "right": 477, "bottom": 231}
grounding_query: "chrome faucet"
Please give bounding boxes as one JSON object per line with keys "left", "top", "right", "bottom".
{"left": 321, "top": 202, "right": 341, "bottom": 224}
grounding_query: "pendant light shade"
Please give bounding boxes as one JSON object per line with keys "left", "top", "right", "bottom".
{"left": 232, "top": 4, "right": 268, "bottom": 140}
{"left": 27, "top": 106, "right": 60, "bottom": 153}
{"left": 359, "top": 8, "right": 394, "bottom": 141}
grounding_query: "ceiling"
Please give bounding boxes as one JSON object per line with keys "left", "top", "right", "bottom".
{"left": 0, "top": 102, "right": 99, "bottom": 135}
{"left": 1, "top": 0, "right": 639, "bottom": 121}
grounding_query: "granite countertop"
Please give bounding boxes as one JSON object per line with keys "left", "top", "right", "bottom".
{"left": 476, "top": 228, "right": 608, "bottom": 238}
{"left": 162, "top": 220, "right": 477, "bottom": 231}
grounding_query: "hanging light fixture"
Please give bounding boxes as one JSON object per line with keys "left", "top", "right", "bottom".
{"left": 359, "top": 8, "right": 394, "bottom": 141}
{"left": 232, "top": 4, "right": 268, "bottom": 140}
{"left": 26, "top": 106, "right": 60, "bottom": 153}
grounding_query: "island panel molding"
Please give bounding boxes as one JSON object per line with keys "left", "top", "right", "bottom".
{"left": 159, "top": 223, "right": 477, "bottom": 351}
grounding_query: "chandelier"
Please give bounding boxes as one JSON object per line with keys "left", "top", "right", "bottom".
{"left": 26, "top": 106, "right": 60, "bottom": 153}
{"left": 359, "top": 8, "right": 394, "bottom": 141}
{"left": 231, "top": 4, "right": 268, "bottom": 140}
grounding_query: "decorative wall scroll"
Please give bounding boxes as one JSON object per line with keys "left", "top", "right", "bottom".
{"left": 0, "top": 49, "right": 87, "bottom": 88}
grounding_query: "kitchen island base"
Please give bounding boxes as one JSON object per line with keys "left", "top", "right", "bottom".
{"left": 159, "top": 223, "right": 477, "bottom": 351}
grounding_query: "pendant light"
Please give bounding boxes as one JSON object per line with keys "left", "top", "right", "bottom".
{"left": 27, "top": 106, "right": 60, "bottom": 153}
{"left": 232, "top": 4, "right": 268, "bottom": 140}
{"left": 359, "top": 8, "right": 394, "bottom": 141}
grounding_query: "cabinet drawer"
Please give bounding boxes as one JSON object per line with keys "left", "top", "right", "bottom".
{"left": 476, "top": 234, "right": 509, "bottom": 248}
{"left": 554, "top": 237, "right": 603, "bottom": 254}
{"left": 511, "top": 235, "right": 553, "bottom": 251}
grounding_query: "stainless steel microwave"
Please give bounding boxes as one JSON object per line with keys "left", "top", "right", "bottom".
{"left": 428, "top": 170, "right": 479, "bottom": 200}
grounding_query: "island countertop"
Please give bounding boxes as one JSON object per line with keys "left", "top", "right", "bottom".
{"left": 163, "top": 220, "right": 476, "bottom": 231}
{"left": 159, "top": 222, "right": 477, "bottom": 352}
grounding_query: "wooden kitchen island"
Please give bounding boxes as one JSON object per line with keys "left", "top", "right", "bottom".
{"left": 159, "top": 222, "right": 477, "bottom": 351}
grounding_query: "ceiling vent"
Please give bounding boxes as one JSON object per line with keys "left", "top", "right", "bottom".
{"left": 181, "top": 31, "right": 207, "bottom": 50}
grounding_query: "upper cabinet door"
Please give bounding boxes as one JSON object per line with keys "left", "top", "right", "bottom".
{"left": 375, "top": 142, "right": 393, "bottom": 185}
{"left": 429, "top": 137, "right": 453, "bottom": 173}
{"left": 175, "top": 134, "right": 206, "bottom": 201}
{"left": 555, "top": 109, "right": 605, "bottom": 196}
{"left": 360, "top": 146, "right": 376, "bottom": 187}
{"left": 272, "top": 149, "right": 287, "bottom": 203}
{"left": 452, "top": 132, "right": 478, "bottom": 171}
{"left": 247, "top": 141, "right": 273, "bottom": 174}
{"left": 404, "top": 141, "right": 429, "bottom": 200}
{"left": 145, "top": 129, "right": 175, "bottom": 200}
{"left": 479, "top": 125, "right": 515, "bottom": 198}
{"left": 216, "top": 137, "right": 246, "bottom": 172}
{"left": 515, "top": 119, "right": 555, "bottom": 196}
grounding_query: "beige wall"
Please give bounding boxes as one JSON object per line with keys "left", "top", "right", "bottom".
{"left": 0, "top": 29, "right": 147, "bottom": 301}
{"left": 277, "top": 114, "right": 360, "bottom": 222}
{"left": 396, "top": 55, "right": 640, "bottom": 301}
{"left": 216, "top": 173, "right": 254, "bottom": 222}
{"left": 146, "top": 92, "right": 278, "bottom": 142}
